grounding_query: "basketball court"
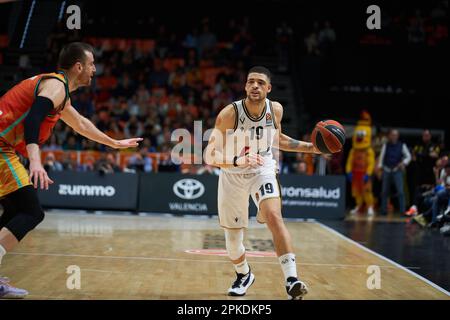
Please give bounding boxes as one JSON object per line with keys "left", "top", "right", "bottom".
{"left": 2, "top": 210, "right": 448, "bottom": 300}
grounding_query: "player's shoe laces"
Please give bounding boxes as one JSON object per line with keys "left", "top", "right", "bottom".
{"left": 0, "top": 279, "right": 28, "bottom": 299}
{"left": 227, "top": 269, "right": 255, "bottom": 296}
{"left": 286, "top": 277, "right": 308, "bottom": 300}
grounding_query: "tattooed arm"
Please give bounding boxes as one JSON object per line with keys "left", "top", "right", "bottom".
{"left": 272, "top": 101, "right": 321, "bottom": 154}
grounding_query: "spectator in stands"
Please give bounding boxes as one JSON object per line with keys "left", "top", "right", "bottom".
{"left": 158, "top": 144, "right": 180, "bottom": 172}
{"left": 293, "top": 161, "right": 308, "bottom": 175}
{"left": 63, "top": 134, "right": 82, "bottom": 151}
{"left": 18, "top": 54, "right": 32, "bottom": 71}
{"left": 406, "top": 129, "right": 441, "bottom": 215}
{"left": 126, "top": 148, "right": 153, "bottom": 173}
{"left": 96, "top": 153, "right": 122, "bottom": 174}
{"left": 141, "top": 138, "right": 157, "bottom": 153}
{"left": 148, "top": 59, "right": 169, "bottom": 88}
{"left": 42, "top": 135, "right": 63, "bottom": 151}
{"left": 276, "top": 21, "right": 293, "bottom": 72}
{"left": 408, "top": 10, "right": 426, "bottom": 44}
{"left": 432, "top": 163, "right": 450, "bottom": 224}
{"left": 53, "top": 121, "right": 69, "bottom": 146}
{"left": 197, "top": 24, "right": 217, "bottom": 57}
{"left": 414, "top": 163, "right": 450, "bottom": 227}
{"left": 105, "top": 122, "right": 126, "bottom": 141}
{"left": 114, "top": 72, "right": 136, "bottom": 99}
{"left": 272, "top": 149, "right": 290, "bottom": 174}
{"left": 124, "top": 116, "right": 144, "bottom": 139}
{"left": 327, "top": 151, "right": 344, "bottom": 175}
{"left": 304, "top": 32, "right": 320, "bottom": 55}
{"left": 434, "top": 155, "right": 449, "bottom": 183}
{"left": 318, "top": 20, "right": 336, "bottom": 54}
{"left": 81, "top": 155, "right": 96, "bottom": 172}
{"left": 378, "top": 129, "right": 412, "bottom": 215}
{"left": 183, "top": 28, "right": 199, "bottom": 49}
{"left": 43, "top": 152, "right": 63, "bottom": 172}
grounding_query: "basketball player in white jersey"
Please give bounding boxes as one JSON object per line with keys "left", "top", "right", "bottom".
{"left": 206, "top": 66, "right": 321, "bottom": 300}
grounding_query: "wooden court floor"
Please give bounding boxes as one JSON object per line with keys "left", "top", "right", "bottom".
{"left": 1, "top": 211, "right": 449, "bottom": 300}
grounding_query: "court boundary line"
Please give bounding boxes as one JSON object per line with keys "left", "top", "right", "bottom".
{"left": 8, "top": 251, "right": 409, "bottom": 269}
{"left": 316, "top": 221, "right": 450, "bottom": 297}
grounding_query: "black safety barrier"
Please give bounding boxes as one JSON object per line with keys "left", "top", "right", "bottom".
{"left": 37, "top": 172, "right": 345, "bottom": 219}
{"left": 38, "top": 171, "right": 139, "bottom": 211}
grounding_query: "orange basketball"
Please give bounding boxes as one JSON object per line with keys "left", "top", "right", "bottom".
{"left": 311, "top": 120, "right": 346, "bottom": 154}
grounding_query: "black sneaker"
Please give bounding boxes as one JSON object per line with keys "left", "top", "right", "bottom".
{"left": 286, "top": 277, "right": 308, "bottom": 300}
{"left": 227, "top": 269, "right": 255, "bottom": 296}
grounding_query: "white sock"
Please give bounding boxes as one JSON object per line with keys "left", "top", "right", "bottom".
{"left": 279, "top": 253, "right": 298, "bottom": 281}
{"left": 234, "top": 259, "right": 250, "bottom": 275}
{"left": 0, "top": 244, "right": 6, "bottom": 265}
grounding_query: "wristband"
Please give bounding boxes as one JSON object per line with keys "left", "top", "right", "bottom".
{"left": 233, "top": 156, "right": 238, "bottom": 167}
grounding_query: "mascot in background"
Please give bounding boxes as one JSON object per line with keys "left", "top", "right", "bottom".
{"left": 346, "top": 110, "right": 376, "bottom": 216}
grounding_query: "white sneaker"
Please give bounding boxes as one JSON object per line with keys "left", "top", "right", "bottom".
{"left": 444, "top": 206, "right": 450, "bottom": 216}
{"left": 286, "top": 277, "right": 308, "bottom": 300}
{"left": 0, "top": 279, "right": 28, "bottom": 299}
{"left": 227, "top": 269, "right": 255, "bottom": 296}
{"left": 350, "top": 206, "right": 360, "bottom": 215}
{"left": 367, "top": 206, "right": 375, "bottom": 216}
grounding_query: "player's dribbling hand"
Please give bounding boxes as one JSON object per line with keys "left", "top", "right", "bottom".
{"left": 113, "top": 138, "right": 144, "bottom": 149}
{"left": 311, "top": 144, "right": 322, "bottom": 154}
{"left": 236, "top": 153, "right": 264, "bottom": 168}
{"left": 29, "top": 161, "right": 54, "bottom": 190}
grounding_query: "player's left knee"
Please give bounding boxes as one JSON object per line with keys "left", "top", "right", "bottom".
{"left": 224, "top": 229, "right": 245, "bottom": 260}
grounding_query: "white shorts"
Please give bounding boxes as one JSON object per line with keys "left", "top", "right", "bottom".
{"left": 218, "top": 171, "right": 281, "bottom": 229}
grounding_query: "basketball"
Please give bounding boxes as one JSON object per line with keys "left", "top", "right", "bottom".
{"left": 311, "top": 120, "right": 346, "bottom": 154}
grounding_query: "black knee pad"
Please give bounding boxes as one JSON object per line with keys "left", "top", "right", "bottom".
{"left": 0, "top": 197, "right": 18, "bottom": 228}
{"left": 5, "top": 211, "right": 44, "bottom": 241}
{"left": 3, "top": 185, "right": 45, "bottom": 241}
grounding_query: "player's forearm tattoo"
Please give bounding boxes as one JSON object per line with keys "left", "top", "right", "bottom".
{"left": 288, "top": 138, "right": 301, "bottom": 149}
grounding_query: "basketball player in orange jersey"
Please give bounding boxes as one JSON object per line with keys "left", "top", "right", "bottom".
{"left": 206, "top": 66, "right": 321, "bottom": 300}
{"left": 0, "top": 42, "right": 142, "bottom": 298}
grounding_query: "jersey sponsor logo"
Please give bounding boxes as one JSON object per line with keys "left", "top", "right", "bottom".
{"left": 265, "top": 113, "right": 273, "bottom": 125}
{"left": 58, "top": 184, "right": 116, "bottom": 197}
{"left": 173, "top": 178, "right": 205, "bottom": 200}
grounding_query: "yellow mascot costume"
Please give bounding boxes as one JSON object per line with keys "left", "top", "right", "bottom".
{"left": 345, "top": 111, "right": 375, "bottom": 216}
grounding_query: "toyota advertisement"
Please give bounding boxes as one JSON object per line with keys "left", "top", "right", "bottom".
{"left": 138, "top": 173, "right": 217, "bottom": 214}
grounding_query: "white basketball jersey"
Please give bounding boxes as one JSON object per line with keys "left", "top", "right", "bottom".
{"left": 222, "top": 98, "right": 278, "bottom": 174}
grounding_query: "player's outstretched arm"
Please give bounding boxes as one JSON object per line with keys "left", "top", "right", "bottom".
{"left": 271, "top": 101, "right": 321, "bottom": 154}
{"left": 61, "top": 105, "right": 143, "bottom": 149}
{"left": 204, "top": 104, "right": 264, "bottom": 169}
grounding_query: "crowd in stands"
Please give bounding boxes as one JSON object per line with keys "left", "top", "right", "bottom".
{"left": 43, "top": 17, "right": 256, "bottom": 174}
{"left": 304, "top": 20, "right": 337, "bottom": 56}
